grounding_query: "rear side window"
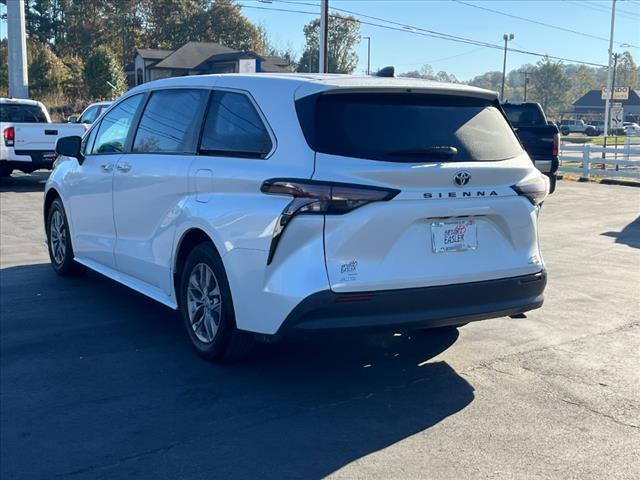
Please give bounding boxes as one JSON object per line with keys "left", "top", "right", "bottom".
{"left": 0, "top": 104, "right": 48, "bottom": 123}
{"left": 200, "top": 91, "right": 272, "bottom": 158}
{"left": 80, "top": 105, "right": 100, "bottom": 124}
{"left": 297, "top": 93, "right": 523, "bottom": 162}
{"left": 503, "top": 104, "right": 546, "bottom": 126}
{"left": 91, "top": 94, "right": 143, "bottom": 154}
{"left": 133, "top": 89, "right": 208, "bottom": 153}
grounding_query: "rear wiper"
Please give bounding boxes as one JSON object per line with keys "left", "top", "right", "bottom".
{"left": 387, "top": 146, "right": 459, "bottom": 158}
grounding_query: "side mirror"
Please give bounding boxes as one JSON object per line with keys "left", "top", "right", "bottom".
{"left": 67, "top": 115, "right": 80, "bottom": 123}
{"left": 56, "top": 136, "right": 85, "bottom": 164}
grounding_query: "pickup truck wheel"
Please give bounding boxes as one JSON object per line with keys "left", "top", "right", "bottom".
{"left": 179, "top": 243, "right": 253, "bottom": 363}
{"left": 47, "top": 199, "right": 86, "bottom": 276}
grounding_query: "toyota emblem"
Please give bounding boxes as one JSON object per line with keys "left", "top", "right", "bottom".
{"left": 454, "top": 171, "right": 471, "bottom": 186}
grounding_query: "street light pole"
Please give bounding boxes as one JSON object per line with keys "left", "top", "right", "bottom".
{"left": 603, "top": 0, "right": 617, "bottom": 137}
{"left": 319, "top": 0, "right": 329, "bottom": 73}
{"left": 7, "top": 0, "right": 29, "bottom": 98}
{"left": 363, "top": 36, "right": 371, "bottom": 75}
{"left": 523, "top": 71, "right": 530, "bottom": 102}
{"left": 500, "top": 33, "right": 514, "bottom": 102}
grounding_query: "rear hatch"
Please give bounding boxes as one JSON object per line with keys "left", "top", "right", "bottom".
{"left": 297, "top": 89, "right": 544, "bottom": 293}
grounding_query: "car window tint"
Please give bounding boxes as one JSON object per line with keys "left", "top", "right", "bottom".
{"left": 82, "top": 126, "right": 99, "bottom": 156}
{"left": 91, "top": 94, "right": 143, "bottom": 154}
{"left": 503, "top": 104, "right": 545, "bottom": 126}
{"left": 297, "top": 93, "right": 522, "bottom": 162}
{"left": 80, "top": 106, "right": 99, "bottom": 124}
{"left": 200, "top": 91, "right": 272, "bottom": 158}
{"left": 0, "top": 104, "right": 48, "bottom": 123}
{"left": 133, "top": 89, "right": 207, "bottom": 153}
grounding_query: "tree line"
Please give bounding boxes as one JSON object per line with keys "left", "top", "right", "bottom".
{"left": 0, "top": 0, "right": 637, "bottom": 120}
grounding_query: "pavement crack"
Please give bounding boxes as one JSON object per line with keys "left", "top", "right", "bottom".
{"left": 56, "top": 444, "right": 176, "bottom": 477}
{"left": 558, "top": 398, "right": 639, "bottom": 430}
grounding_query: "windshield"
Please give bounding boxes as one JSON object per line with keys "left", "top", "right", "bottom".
{"left": 296, "top": 92, "right": 522, "bottom": 162}
{"left": 0, "top": 104, "right": 48, "bottom": 123}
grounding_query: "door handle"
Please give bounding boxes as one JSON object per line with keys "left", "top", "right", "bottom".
{"left": 116, "top": 162, "right": 131, "bottom": 173}
{"left": 100, "top": 163, "right": 113, "bottom": 173}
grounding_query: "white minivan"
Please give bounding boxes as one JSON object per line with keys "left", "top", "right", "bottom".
{"left": 46, "top": 74, "right": 548, "bottom": 361}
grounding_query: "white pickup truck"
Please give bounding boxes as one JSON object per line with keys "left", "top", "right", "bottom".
{"left": 1, "top": 98, "right": 87, "bottom": 176}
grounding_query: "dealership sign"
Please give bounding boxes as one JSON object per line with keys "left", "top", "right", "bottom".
{"left": 601, "top": 87, "right": 629, "bottom": 100}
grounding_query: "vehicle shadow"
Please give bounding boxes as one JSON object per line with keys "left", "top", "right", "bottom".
{"left": 602, "top": 215, "right": 640, "bottom": 249}
{"left": 0, "top": 171, "right": 50, "bottom": 193}
{"left": 1, "top": 263, "right": 474, "bottom": 479}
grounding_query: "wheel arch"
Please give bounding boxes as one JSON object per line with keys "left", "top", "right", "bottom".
{"left": 173, "top": 227, "right": 222, "bottom": 301}
{"left": 43, "top": 187, "right": 61, "bottom": 235}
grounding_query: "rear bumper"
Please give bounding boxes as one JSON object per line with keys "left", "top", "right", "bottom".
{"left": 274, "top": 271, "right": 546, "bottom": 337}
{"left": 1, "top": 150, "right": 57, "bottom": 172}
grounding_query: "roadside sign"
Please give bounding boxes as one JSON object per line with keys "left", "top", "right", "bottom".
{"left": 601, "top": 87, "right": 630, "bottom": 100}
{"left": 610, "top": 106, "right": 624, "bottom": 129}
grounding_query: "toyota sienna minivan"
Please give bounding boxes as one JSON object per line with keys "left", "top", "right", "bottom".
{"left": 46, "top": 73, "right": 548, "bottom": 361}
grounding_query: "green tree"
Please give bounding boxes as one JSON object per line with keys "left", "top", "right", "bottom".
{"left": 142, "top": 0, "right": 208, "bottom": 49}
{"left": 569, "top": 64, "right": 597, "bottom": 102}
{"left": 0, "top": 39, "right": 8, "bottom": 97}
{"left": 200, "top": 0, "right": 267, "bottom": 53}
{"left": 61, "top": 55, "right": 86, "bottom": 98}
{"left": 468, "top": 71, "right": 513, "bottom": 98}
{"left": 399, "top": 64, "right": 435, "bottom": 79}
{"left": 84, "top": 47, "right": 127, "bottom": 99}
{"left": 28, "top": 40, "right": 70, "bottom": 96}
{"left": 297, "top": 13, "right": 360, "bottom": 74}
{"left": 614, "top": 51, "right": 638, "bottom": 89}
{"left": 529, "top": 57, "right": 571, "bottom": 115}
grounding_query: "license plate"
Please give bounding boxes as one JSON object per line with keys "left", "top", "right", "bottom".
{"left": 431, "top": 219, "right": 477, "bottom": 253}
{"left": 42, "top": 151, "right": 56, "bottom": 161}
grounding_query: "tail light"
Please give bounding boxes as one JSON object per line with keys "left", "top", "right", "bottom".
{"left": 552, "top": 132, "right": 559, "bottom": 156}
{"left": 3, "top": 127, "right": 15, "bottom": 147}
{"left": 511, "top": 175, "right": 549, "bottom": 206}
{"left": 261, "top": 178, "right": 400, "bottom": 264}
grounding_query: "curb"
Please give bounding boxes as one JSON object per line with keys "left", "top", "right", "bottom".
{"left": 557, "top": 174, "right": 640, "bottom": 188}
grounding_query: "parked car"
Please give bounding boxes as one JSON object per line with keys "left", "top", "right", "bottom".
{"left": 502, "top": 102, "right": 559, "bottom": 193}
{"left": 623, "top": 122, "right": 640, "bottom": 136}
{"left": 1, "top": 98, "right": 87, "bottom": 176}
{"left": 559, "top": 119, "right": 597, "bottom": 136}
{"left": 68, "top": 101, "right": 113, "bottom": 125}
{"left": 46, "top": 74, "right": 548, "bottom": 362}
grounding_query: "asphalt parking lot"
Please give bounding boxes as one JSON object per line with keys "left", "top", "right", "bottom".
{"left": 1, "top": 172, "right": 639, "bottom": 480}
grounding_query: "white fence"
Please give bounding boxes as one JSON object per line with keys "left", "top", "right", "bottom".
{"left": 559, "top": 140, "right": 640, "bottom": 180}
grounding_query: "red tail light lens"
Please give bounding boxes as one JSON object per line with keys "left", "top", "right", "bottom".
{"left": 261, "top": 179, "right": 399, "bottom": 264}
{"left": 552, "top": 132, "right": 559, "bottom": 156}
{"left": 511, "top": 175, "right": 550, "bottom": 206}
{"left": 3, "top": 127, "right": 15, "bottom": 147}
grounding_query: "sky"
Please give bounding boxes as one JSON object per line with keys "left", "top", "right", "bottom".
{"left": 1, "top": 0, "right": 639, "bottom": 81}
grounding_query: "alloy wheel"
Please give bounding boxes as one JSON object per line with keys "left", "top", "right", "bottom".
{"left": 50, "top": 210, "right": 66, "bottom": 265}
{"left": 186, "top": 263, "right": 222, "bottom": 343}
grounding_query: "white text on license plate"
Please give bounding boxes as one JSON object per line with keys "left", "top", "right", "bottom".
{"left": 431, "top": 219, "right": 477, "bottom": 253}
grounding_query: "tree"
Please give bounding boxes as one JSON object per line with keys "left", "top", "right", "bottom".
{"left": 569, "top": 64, "right": 597, "bottom": 102}
{"left": 84, "top": 47, "right": 127, "bottom": 99}
{"left": 28, "top": 40, "right": 69, "bottom": 97}
{"left": 297, "top": 13, "right": 360, "bottom": 73}
{"left": 0, "top": 39, "right": 8, "bottom": 97}
{"left": 142, "top": 0, "right": 208, "bottom": 49}
{"left": 615, "top": 51, "right": 638, "bottom": 89}
{"left": 399, "top": 64, "right": 435, "bottom": 79}
{"left": 528, "top": 57, "right": 571, "bottom": 115}
{"left": 468, "top": 71, "right": 512, "bottom": 98}
{"left": 61, "top": 55, "right": 86, "bottom": 98}
{"left": 200, "top": 0, "right": 267, "bottom": 53}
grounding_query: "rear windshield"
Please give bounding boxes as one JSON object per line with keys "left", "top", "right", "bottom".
{"left": 296, "top": 92, "right": 522, "bottom": 162}
{"left": 0, "top": 104, "right": 48, "bottom": 123}
{"left": 503, "top": 104, "right": 546, "bottom": 126}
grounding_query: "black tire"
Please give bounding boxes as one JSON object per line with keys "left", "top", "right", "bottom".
{"left": 46, "top": 198, "right": 87, "bottom": 276}
{"left": 560, "top": 129, "right": 570, "bottom": 136}
{"left": 548, "top": 175, "right": 557, "bottom": 194}
{"left": 179, "top": 242, "right": 253, "bottom": 362}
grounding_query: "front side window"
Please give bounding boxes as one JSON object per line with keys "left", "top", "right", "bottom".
{"left": 133, "top": 89, "right": 208, "bottom": 153}
{"left": 91, "top": 94, "right": 143, "bottom": 154}
{"left": 200, "top": 91, "right": 272, "bottom": 158}
{"left": 79, "top": 106, "right": 99, "bottom": 124}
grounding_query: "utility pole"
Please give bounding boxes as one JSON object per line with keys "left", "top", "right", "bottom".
{"left": 7, "top": 0, "right": 29, "bottom": 98}
{"left": 603, "top": 0, "right": 617, "bottom": 137}
{"left": 319, "top": 0, "right": 329, "bottom": 73}
{"left": 523, "top": 71, "right": 530, "bottom": 102}
{"left": 363, "top": 36, "right": 371, "bottom": 75}
{"left": 500, "top": 33, "right": 514, "bottom": 102}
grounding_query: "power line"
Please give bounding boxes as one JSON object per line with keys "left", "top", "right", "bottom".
{"left": 562, "top": 0, "right": 640, "bottom": 20}
{"left": 241, "top": 1, "right": 608, "bottom": 67}
{"left": 452, "top": 0, "right": 639, "bottom": 48}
